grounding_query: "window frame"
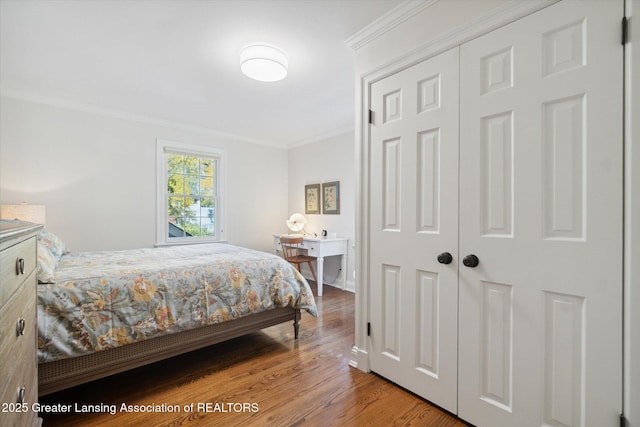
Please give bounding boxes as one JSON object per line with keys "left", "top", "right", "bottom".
{"left": 156, "top": 139, "right": 226, "bottom": 246}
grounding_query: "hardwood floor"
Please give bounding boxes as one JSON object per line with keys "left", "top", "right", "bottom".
{"left": 39, "top": 284, "right": 466, "bottom": 426}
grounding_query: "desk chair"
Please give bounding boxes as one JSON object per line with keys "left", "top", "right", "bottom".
{"left": 280, "top": 236, "right": 318, "bottom": 284}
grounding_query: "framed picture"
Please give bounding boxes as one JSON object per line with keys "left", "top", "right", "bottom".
{"left": 305, "top": 184, "right": 321, "bottom": 214}
{"left": 322, "top": 181, "right": 340, "bottom": 214}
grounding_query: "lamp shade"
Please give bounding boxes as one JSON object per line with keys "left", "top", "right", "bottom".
{"left": 286, "top": 213, "right": 306, "bottom": 232}
{"left": 0, "top": 203, "right": 46, "bottom": 225}
{"left": 240, "top": 43, "right": 288, "bottom": 82}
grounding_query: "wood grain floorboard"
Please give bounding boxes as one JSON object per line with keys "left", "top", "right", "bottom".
{"left": 38, "top": 284, "right": 466, "bottom": 426}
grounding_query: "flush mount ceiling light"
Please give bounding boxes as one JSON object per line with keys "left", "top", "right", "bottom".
{"left": 240, "top": 43, "right": 288, "bottom": 82}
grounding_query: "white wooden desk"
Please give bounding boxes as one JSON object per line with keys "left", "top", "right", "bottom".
{"left": 273, "top": 234, "right": 348, "bottom": 297}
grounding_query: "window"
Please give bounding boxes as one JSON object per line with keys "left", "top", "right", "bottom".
{"left": 157, "top": 140, "right": 225, "bottom": 245}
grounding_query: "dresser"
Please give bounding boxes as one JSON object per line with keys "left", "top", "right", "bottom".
{"left": 0, "top": 221, "right": 41, "bottom": 426}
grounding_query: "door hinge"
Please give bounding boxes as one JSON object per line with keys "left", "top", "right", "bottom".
{"left": 367, "top": 322, "right": 371, "bottom": 336}
{"left": 622, "top": 17, "right": 629, "bottom": 46}
{"left": 620, "top": 413, "right": 626, "bottom": 427}
{"left": 368, "top": 109, "right": 373, "bottom": 125}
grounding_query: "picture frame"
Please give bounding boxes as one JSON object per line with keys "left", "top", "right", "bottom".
{"left": 322, "top": 181, "right": 340, "bottom": 214}
{"left": 305, "top": 184, "right": 321, "bottom": 214}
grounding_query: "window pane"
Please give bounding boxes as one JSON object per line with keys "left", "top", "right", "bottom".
{"left": 200, "top": 177, "right": 214, "bottom": 196}
{"left": 184, "top": 175, "right": 199, "bottom": 195}
{"left": 168, "top": 218, "right": 185, "bottom": 238}
{"left": 168, "top": 196, "right": 184, "bottom": 218}
{"left": 184, "top": 197, "right": 198, "bottom": 215}
{"left": 200, "top": 197, "right": 214, "bottom": 209}
{"left": 173, "top": 217, "right": 191, "bottom": 237}
{"left": 200, "top": 201, "right": 214, "bottom": 223}
{"left": 200, "top": 159, "right": 214, "bottom": 177}
{"left": 184, "top": 156, "right": 199, "bottom": 174}
{"left": 200, "top": 219, "right": 214, "bottom": 236}
{"left": 182, "top": 216, "right": 200, "bottom": 237}
{"left": 168, "top": 154, "right": 183, "bottom": 174}
{"left": 168, "top": 173, "right": 184, "bottom": 194}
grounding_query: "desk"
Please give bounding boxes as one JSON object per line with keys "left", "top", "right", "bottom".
{"left": 274, "top": 234, "right": 348, "bottom": 297}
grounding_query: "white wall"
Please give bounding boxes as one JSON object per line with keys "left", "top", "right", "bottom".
{"left": 0, "top": 96, "right": 288, "bottom": 254}
{"left": 287, "top": 131, "right": 355, "bottom": 291}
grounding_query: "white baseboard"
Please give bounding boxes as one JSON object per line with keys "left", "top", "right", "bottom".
{"left": 301, "top": 274, "right": 355, "bottom": 293}
{"left": 344, "top": 280, "right": 355, "bottom": 293}
{"left": 349, "top": 346, "right": 369, "bottom": 372}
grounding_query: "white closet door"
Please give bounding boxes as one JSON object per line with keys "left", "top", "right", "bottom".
{"left": 458, "top": 1, "right": 623, "bottom": 426}
{"left": 369, "top": 47, "right": 460, "bottom": 413}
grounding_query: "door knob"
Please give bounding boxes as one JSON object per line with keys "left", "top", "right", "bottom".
{"left": 437, "top": 252, "right": 453, "bottom": 264}
{"left": 463, "top": 254, "right": 479, "bottom": 268}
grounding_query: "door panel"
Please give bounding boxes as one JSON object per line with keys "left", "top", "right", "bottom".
{"left": 458, "top": 1, "right": 623, "bottom": 426}
{"left": 369, "top": 47, "right": 460, "bottom": 414}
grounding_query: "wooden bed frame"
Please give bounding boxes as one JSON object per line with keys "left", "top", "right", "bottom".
{"left": 38, "top": 307, "right": 301, "bottom": 396}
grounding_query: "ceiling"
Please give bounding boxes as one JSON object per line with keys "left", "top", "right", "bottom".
{"left": 0, "top": 0, "right": 404, "bottom": 148}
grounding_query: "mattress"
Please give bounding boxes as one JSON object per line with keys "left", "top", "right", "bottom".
{"left": 37, "top": 243, "right": 317, "bottom": 363}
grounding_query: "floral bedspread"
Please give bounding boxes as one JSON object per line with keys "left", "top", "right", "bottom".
{"left": 37, "top": 244, "right": 317, "bottom": 363}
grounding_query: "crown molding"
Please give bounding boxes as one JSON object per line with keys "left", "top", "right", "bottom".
{"left": 286, "top": 124, "right": 354, "bottom": 149}
{"left": 345, "top": 0, "right": 439, "bottom": 51}
{"left": 360, "top": 0, "right": 560, "bottom": 85}
{"left": 0, "top": 91, "right": 288, "bottom": 149}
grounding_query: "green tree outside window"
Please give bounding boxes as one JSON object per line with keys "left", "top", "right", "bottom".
{"left": 167, "top": 154, "right": 217, "bottom": 238}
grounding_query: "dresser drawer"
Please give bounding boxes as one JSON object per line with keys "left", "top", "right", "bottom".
{"left": 0, "top": 270, "right": 38, "bottom": 412}
{"left": 0, "top": 367, "right": 37, "bottom": 427}
{"left": 0, "top": 236, "right": 36, "bottom": 306}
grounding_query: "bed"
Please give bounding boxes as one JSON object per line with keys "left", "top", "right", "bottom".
{"left": 34, "top": 229, "right": 317, "bottom": 395}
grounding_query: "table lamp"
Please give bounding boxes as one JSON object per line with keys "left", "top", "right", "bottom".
{"left": 0, "top": 203, "right": 47, "bottom": 225}
{"left": 286, "top": 213, "right": 306, "bottom": 234}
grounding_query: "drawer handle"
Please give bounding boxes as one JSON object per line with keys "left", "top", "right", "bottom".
{"left": 16, "top": 318, "right": 26, "bottom": 336}
{"left": 15, "top": 257, "right": 25, "bottom": 275}
{"left": 17, "top": 387, "right": 26, "bottom": 404}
